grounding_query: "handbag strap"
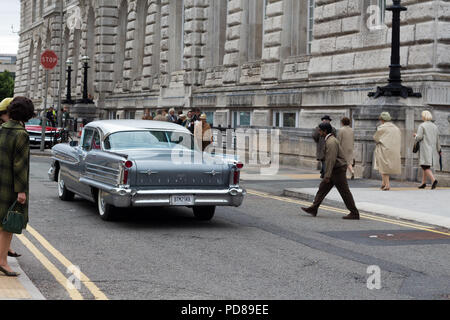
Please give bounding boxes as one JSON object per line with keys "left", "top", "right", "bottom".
{"left": 8, "top": 201, "right": 23, "bottom": 212}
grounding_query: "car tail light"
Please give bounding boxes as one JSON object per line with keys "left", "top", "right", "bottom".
{"left": 236, "top": 162, "right": 244, "bottom": 169}
{"left": 123, "top": 170, "right": 129, "bottom": 185}
{"left": 122, "top": 161, "right": 133, "bottom": 184}
{"left": 124, "top": 160, "right": 133, "bottom": 169}
{"left": 233, "top": 170, "right": 240, "bottom": 185}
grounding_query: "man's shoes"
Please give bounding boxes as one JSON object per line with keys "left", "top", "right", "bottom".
{"left": 301, "top": 207, "right": 318, "bottom": 217}
{"left": 342, "top": 213, "right": 360, "bottom": 220}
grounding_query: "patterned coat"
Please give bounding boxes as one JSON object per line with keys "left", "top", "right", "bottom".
{"left": 0, "top": 120, "right": 30, "bottom": 231}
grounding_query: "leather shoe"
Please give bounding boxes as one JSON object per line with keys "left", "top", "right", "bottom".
{"left": 0, "top": 266, "right": 20, "bottom": 277}
{"left": 301, "top": 207, "right": 318, "bottom": 217}
{"left": 342, "top": 213, "right": 360, "bottom": 220}
{"left": 431, "top": 180, "right": 438, "bottom": 190}
{"left": 8, "top": 251, "right": 21, "bottom": 258}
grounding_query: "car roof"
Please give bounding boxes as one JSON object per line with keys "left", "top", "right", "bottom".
{"left": 85, "top": 120, "right": 191, "bottom": 136}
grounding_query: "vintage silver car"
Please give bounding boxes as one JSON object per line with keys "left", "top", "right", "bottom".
{"left": 48, "top": 120, "right": 245, "bottom": 221}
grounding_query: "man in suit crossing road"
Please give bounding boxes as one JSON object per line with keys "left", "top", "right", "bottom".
{"left": 301, "top": 122, "right": 360, "bottom": 220}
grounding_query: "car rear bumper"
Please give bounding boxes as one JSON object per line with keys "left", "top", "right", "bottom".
{"left": 104, "top": 187, "right": 246, "bottom": 208}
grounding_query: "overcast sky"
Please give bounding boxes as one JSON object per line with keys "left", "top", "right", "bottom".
{"left": 0, "top": 0, "right": 21, "bottom": 54}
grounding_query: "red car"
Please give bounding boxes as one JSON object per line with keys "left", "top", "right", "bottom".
{"left": 25, "top": 118, "right": 67, "bottom": 148}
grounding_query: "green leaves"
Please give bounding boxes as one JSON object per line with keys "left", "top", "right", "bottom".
{"left": 0, "top": 71, "right": 15, "bottom": 101}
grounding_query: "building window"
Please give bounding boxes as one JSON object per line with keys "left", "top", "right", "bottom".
{"left": 307, "top": 0, "right": 314, "bottom": 54}
{"left": 245, "top": 0, "right": 265, "bottom": 62}
{"left": 169, "top": 0, "right": 184, "bottom": 72}
{"left": 273, "top": 111, "right": 298, "bottom": 128}
{"left": 108, "top": 111, "right": 117, "bottom": 120}
{"left": 133, "top": 0, "right": 150, "bottom": 79}
{"left": 282, "top": 0, "right": 310, "bottom": 58}
{"left": 207, "top": 0, "right": 227, "bottom": 67}
{"left": 114, "top": 0, "right": 128, "bottom": 84}
{"left": 204, "top": 111, "right": 214, "bottom": 126}
{"left": 233, "top": 111, "right": 251, "bottom": 127}
{"left": 124, "top": 110, "right": 135, "bottom": 120}
{"left": 152, "top": 0, "right": 162, "bottom": 75}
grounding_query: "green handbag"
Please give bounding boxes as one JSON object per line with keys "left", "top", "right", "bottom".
{"left": 2, "top": 201, "right": 25, "bottom": 234}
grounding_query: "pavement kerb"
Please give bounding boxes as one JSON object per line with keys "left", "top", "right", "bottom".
{"left": 30, "top": 149, "right": 52, "bottom": 157}
{"left": 0, "top": 258, "right": 45, "bottom": 300}
{"left": 283, "top": 188, "right": 450, "bottom": 232}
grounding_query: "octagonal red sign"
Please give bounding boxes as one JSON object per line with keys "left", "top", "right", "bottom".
{"left": 41, "top": 50, "right": 58, "bottom": 70}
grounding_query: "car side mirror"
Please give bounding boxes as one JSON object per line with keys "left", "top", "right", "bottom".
{"left": 69, "top": 141, "right": 79, "bottom": 147}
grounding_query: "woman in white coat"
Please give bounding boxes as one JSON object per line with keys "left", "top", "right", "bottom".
{"left": 373, "top": 112, "right": 402, "bottom": 191}
{"left": 414, "top": 110, "right": 442, "bottom": 189}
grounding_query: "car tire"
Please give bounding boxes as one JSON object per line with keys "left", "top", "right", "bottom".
{"left": 97, "top": 190, "right": 116, "bottom": 221}
{"left": 193, "top": 206, "right": 216, "bottom": 221}
{"left": 58, "top": 169, "right": 74, "bottom": 201}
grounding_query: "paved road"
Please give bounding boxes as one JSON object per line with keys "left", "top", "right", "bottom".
{"left": 11, "top": 156, "right": 450, "bottom": 300}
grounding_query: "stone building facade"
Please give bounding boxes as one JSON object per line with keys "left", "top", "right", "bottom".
{"left": 14, "top": 0, "right": 450, "bottom": 184}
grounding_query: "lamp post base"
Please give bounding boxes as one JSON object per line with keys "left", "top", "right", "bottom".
{"left": 368, "top": 84, "right": 422, "bottom": 99}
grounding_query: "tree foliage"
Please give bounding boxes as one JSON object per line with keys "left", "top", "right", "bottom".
{"left": 0, "top": 71, "right": 15, "bottom": 101}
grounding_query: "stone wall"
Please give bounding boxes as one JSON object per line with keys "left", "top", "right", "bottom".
{"left": 14, "top": 0, "right": 450, "bottom": 184}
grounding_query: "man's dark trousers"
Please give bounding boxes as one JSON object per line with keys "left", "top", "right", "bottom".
{"left": 310, "top": 166, "right": 359, "bottom": 215}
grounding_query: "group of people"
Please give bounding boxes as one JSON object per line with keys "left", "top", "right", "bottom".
{"left": 0, "top": 97, "right": 35, "bottom": 277}
{"left": 303, "top": 111, "right": 442, "bottom": 220}
{"left": 143, "top": 107, "right": 213, "bottom": 151}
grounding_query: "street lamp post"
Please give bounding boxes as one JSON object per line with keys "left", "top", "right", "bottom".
{"left": 63, "top": 59, "right": 74, "bottom": 105}
{"left": 368, "top": 0, "right": 422, "bottom": 99}
{"left": 80, "top": 55, "right": 94, "bottom": 104}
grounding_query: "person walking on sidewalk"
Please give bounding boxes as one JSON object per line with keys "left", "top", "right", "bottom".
{"left": 414, "top": 110, "right": 442, "bottom": 190}
{"left": 0, "top": 97, "right": 34, "bottom": 277}
{"left": 0, "top": 98, "right": 23, "bottom": 259}
{"left": 301, "top": 122, "right": 360, "bottom": 220}
{"left": 373, "top": 112, "right": 401, "bottom": 191}
{"left": 337, "top": 117, "right": 355, "bottom": 180}
{"left": 312, "top": 115, "right": 336, "bottom": 178}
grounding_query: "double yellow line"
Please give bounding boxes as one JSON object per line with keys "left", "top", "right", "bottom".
{"left": 16, "top": 225, "right": 108, "bottom": 300}
{"left": 247, "top": 189, "right": 450, "bottom": 237}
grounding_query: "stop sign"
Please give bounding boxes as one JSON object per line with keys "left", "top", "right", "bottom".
{"left": 41, "top": 50, "right": 58, "bottom": 70}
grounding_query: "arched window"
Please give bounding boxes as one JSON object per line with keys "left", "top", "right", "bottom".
{"left": 168, "top": 0, "right": 184, "bottom": 72}
{"left": 207, "top": 0, "right": 227, "bottom": 67}
{"left": 114, "top": 0, "right": 128, "bottom": 84}
{"left": 133, "top": 0, "right": 150, "bottom": 79}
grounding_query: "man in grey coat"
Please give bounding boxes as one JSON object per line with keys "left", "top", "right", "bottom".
{"left": 312, "top": 115, "right": 337, "bottom": 178}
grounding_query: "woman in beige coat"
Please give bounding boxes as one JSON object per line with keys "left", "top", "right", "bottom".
{"left": 337, "top": 117, "right": 355, "bottom": 179}
{"left": 414, "top": 110, "right": 442, "bottom": 189}
{"left": 373, "top": 112, "right": 402, "bottom": 191}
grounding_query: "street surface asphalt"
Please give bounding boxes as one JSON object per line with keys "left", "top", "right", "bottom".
{"left": 9, "top": 156, "right": 450, "bottom": 300}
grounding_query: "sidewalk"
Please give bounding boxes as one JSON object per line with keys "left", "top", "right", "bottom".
{"left": 241, "top": 165, "right": 450, "bottom": 230}
{"left": 0, "top": 258, "right": 45, "bottom": 300}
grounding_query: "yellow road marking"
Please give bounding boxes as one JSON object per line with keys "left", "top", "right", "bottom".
{"left": 246, "top": 189, "right": 450, "bottom": 237}
{"left": 26, "top": 226, "right": 108, "bottom": 300}
{"left": 16, "top": 233, "right": 84, "bottom": 300}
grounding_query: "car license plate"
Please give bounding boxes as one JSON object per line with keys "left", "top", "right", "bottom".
{"left": 170, "top": 195, "right": 194, "bottom": 206}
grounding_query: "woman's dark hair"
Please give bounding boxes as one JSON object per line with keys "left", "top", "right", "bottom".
{"left": 7, "top": 97, "right": 35, "bottom": 122}
{"left": 341, "top": 117, "right": 351, "bottom": 126}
